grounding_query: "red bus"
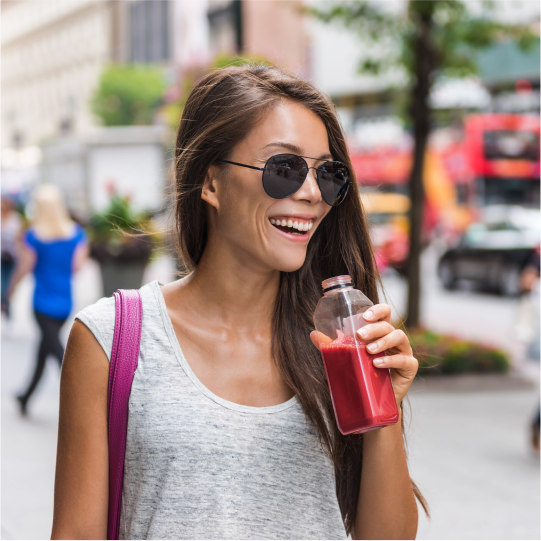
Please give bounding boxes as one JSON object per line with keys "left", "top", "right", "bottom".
{"left": 464, "top": 114, "right": 540, "bottom": 207}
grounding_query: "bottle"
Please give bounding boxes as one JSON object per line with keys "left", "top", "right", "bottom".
{"left": 313, "top": 275, "right": 399, "bottom": 435}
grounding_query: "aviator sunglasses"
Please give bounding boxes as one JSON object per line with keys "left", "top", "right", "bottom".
{"left": 217, "top": 153, "right": 352, "bottom": 207}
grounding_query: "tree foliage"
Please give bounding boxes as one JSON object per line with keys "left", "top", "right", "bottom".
{"left": 92, "top": 65, "right": 166, "bottom": 126}
{"left": 312, "top": 1, "right": 536, "bottom": 81}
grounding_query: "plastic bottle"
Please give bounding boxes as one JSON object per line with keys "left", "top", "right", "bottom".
{"left": 313, "top": 275, "right": 399, "bottom": 435}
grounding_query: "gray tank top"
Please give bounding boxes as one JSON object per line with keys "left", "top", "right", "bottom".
{"left": 76, "top": 280, "right": 348, "bottom": 540}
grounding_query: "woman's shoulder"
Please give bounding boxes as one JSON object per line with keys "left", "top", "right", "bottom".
{"left": 75, "top": 295, "right": 116, "bottom": 361}
{"left": 23, "top": 227, "right": 40, "bottom": 250}
{"left": 74, "top": 281, "right": 161, "bottom": 361}
{"left": 73, "top": 223, "right": 87, "bottom": 242}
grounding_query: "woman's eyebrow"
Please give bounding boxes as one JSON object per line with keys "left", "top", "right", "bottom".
{"left": 263, "top": 141, "right": 302, "bottom": 154}
{"left": 262, "top": 142, "right": 333, "bottom": 161}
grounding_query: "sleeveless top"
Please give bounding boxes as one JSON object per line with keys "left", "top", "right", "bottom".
{"left": 25, "top": 224, "right": 87, "bottom": 319}
{"left": 75, "top": 281, "right": 348, "bottom": 540}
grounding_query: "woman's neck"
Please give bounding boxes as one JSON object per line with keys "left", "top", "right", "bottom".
{"left": 176, "top": 237, "right": 280, "bottom": 330}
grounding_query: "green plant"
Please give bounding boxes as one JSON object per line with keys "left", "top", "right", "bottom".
{"left": 88, "top": 193, "right": 155, "bottom": 263}
{"left": 89, "top": 194, "right": 147, "bottom": 243}
{"left": 313, "top": 1, "right": 537, "bottom": 327}
{"left": 408, "top": 328, "right": 511, "bottom": 376}
{"left": 92, "top": 65, "right": 166, "bottom": 126}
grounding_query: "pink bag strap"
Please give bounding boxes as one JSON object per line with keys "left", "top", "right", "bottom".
{"left": 107, "top": 289, "right": 143, "bottom": 540}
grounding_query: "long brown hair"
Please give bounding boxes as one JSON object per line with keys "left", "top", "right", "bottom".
{"left": 174, "top": 63, "right": 427, "bottom": 535}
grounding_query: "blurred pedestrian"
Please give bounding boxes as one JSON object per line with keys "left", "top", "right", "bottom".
{"left": 52, "top": 65, "right": 425, "bottom": 539}
{"left": 520, "top": 246, "right": 540, "bottom": 454}
{"left": 7, "top": 184, "right": 88, "bottom": 416}
{"left": 1, "top": 194, "right": 23, "bottom": 319}
{"left": 521, "top": 247, "right": 540, "bottom": 359}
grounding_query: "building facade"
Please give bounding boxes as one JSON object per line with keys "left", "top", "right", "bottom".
{"left": 1, "top": 0, "right": 309, "bottom": 149}
{"left": 1, "top": 0, "right": 119, "bottom": 147}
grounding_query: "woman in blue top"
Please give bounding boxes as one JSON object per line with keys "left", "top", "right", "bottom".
{"left": 7, "top": 184, "right": 88, "bottom": 416}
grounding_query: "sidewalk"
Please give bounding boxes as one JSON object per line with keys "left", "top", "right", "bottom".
{"left": 409, "top": 388, "right": 539, "bottom": 540}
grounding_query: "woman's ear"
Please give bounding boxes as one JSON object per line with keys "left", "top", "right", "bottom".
{"left": 201, "top": 165, "right": 222, "bottom": 210}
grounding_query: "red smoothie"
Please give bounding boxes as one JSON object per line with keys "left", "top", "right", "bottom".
{"left": 320, "top": 335, "right": 399, "bottom": 435}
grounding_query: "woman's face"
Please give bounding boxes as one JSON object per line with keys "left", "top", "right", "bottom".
{"left": 203, "top": 100, "right": 334, "bottom": 273}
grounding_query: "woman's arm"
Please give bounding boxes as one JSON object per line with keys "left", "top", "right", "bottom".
{"left": 6, "top": 241, "right": 36, "bottom": 299}
{"left": 521, "top": 265, "right": 540, "bottom": 292}
{"left": 51, "top": 320, "right": 109, "bottom": 540}
{"left": 352, "top": 304, "right": 419, "bottom": 539}
{"left": 73, "top": 242, "right": 90, "bottom": 272}
{"left": 311, "top": 304, "right": 419, "bottom": 540}
{"left": 354, "top": 411, "right": 418, "bottom": 539}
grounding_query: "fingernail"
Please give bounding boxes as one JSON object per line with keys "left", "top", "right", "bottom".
{"left": 364, "top": 310, "right": 374, "bottom": 320}
{"left": 367, "top": 342, "right": 377, "bottom": 352}
{"left": 358, "top": 327, "right": 368, "bottom": 338}
{"left": 374, "top": 357, "right": 385, "bottom": 366}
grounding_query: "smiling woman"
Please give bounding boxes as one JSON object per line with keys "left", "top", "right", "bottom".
{"left": 51, "top": 64, "right": 426, "bottom": 540}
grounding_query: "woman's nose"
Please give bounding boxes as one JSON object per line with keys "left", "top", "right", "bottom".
{"left": 291, "top": 167, "right": 322, "bottom": 204}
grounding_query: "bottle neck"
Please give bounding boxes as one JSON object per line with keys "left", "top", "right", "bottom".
{"left": 323, "top": 285, "right": 355, "bottom": 296}
{"left": 321, "top": 275, "right": 354, "bottom": 295}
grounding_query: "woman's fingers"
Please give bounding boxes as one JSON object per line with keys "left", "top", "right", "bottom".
{"left": 365, "top": 328, "right": 412, "bottom": 356}
{"left": 310, "top": 331, "right": 333, "bottom": 351}
{"left": 375, "top": 353, "right": 419, "bottom": 406}
{"left": 363, "top": 303, "right": 392, "bottom": 324}
{"left": 356, "top": 321, "right": 395, "bottom": 342}
{"left": 373, "top": 354, "right": 419, "bottom": 378}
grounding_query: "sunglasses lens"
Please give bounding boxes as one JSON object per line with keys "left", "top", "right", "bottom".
{"left": 263, "top": 154, "right": 307, "bottom": 199}
{"left": 317, "top": 162, "right": 351, "bottom": 206}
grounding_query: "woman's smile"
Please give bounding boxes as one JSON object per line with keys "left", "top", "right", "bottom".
{"left": 268, "top": 214, "right": 316, "bottom": 241}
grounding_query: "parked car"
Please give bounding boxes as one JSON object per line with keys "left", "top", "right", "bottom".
{"left": 438, "top": 206, "right": 540, "bottom": 296}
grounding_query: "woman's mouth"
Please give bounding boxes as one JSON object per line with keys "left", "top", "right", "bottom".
{"left": 269, "top": 217, "right": 314, "bottom": 236}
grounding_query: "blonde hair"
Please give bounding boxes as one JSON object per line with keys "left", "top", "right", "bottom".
{"left": 31, "top": 184, "right": 75, "bottom": 240}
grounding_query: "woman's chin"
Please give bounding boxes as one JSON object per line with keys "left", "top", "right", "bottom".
{"left": 268, "top": 250, "right": 307, "bottom": 273}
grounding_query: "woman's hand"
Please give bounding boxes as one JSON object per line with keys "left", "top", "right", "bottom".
{"left": 310, "top": 303, "right": 418, "bottom": 407}
{"left": 358, "top": 304, "right": 418, "bottom": 407}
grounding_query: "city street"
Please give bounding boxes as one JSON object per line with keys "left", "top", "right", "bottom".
{"left": 2, "top": 0, "right": 539, "bottom": 539}
{"left": 2, "top": 251, "right": 539, "bottom": 539}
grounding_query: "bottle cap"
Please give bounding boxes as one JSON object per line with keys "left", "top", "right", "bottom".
{"left": 322, "top": 275, "right": 354, "bottom": 293}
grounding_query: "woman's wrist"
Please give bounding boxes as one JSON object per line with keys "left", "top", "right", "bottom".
{"left": 361, "top": 406, "right": 402, "bottom": 444}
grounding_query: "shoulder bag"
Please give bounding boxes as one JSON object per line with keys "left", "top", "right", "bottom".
{"left": 107, "top": 289, "right": 143, "bottom": 540}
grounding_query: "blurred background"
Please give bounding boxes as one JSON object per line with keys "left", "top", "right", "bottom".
{"left": 1, "top": 0, "right": 539, "bottom": 539}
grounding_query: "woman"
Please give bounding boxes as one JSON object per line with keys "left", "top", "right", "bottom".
{"left": 52, "top": 65, "right": 426, "bottom": 539}
{"left": 1, "top": 194, "right": 23, "bottom": 318}
{"left": 8, "top": 184, "right": 88, "bottom": 416}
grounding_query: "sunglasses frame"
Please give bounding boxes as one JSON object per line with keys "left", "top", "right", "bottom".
{"left": 217, "top": 153, "right": 352, "bottom": 207}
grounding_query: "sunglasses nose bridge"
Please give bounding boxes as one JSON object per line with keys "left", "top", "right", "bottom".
{"left": 296, "top": 165, "right": 324, "bottom": 202}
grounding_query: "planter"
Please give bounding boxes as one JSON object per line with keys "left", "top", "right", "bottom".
{"left": 99, "top": 259, "right": 149, "bottom": 297}
{"left": 90, "top": 236, "right": 153, "bottom": 297}
{"left": 408, "top": 328, "right": 511, "bottom": 376}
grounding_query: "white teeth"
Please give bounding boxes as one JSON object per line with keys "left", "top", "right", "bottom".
{"left": 270, "top": 218, "right": 313, "bottom": 232}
